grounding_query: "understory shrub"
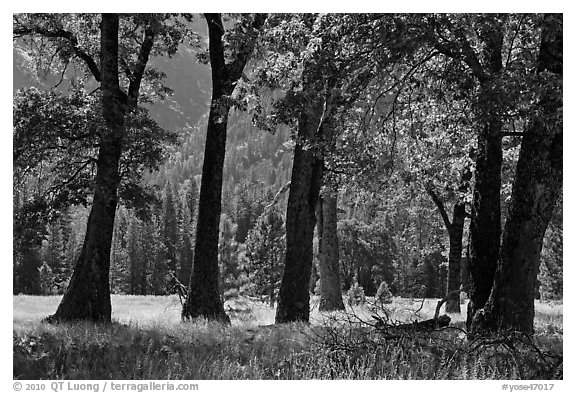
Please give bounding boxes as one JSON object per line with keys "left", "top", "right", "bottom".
{"left": 375, "top": 281, "right": 393, "bottom": 304}
{"left": 347, "top": 282, "right": 366, "bottom": 306}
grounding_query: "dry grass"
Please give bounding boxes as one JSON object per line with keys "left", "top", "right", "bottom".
{"left": 13, "top": 295, "right": 562, "bottom": 330}
{"left": 13, "top": 295, "right": 563, "bottom": 380}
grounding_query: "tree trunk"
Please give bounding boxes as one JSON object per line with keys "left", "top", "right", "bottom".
{"left": 471, "top": 14, "right": 562, "bottom": 335}
{"left": 374, "top": 315, "right": 451, "bottom": 336}
{"left": 446, "top": 165, "right": 472, "bottom": 314}
{"left": 275, "top": 97, "right": 325, "bottom": 323}
{"left": 466, "top": 21, "right": 505, "bottom": 329}
{"left": 48, "top": 14, "right": 124, "bottom": 322}
{"left": 269, "top": 253, "right": 275, "bottom": 308}
{"left": 318, "top": 190, "right": 345, "bottom": 311}
{"left": 182, "top": 14, "right": 266, "bottom": 323}
{"left": 426, "top": 169, "right": 470, "bottom": 314}
{"left": 466, "top": 97, "right": 503, "bottom": 330}
{"left": 445, "top": 202, "right": 466, "bottom": 313}
{"left": 182, "top": 14, "right": 232, "bottom": 324}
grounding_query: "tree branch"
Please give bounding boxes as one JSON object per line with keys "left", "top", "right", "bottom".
{"left": 52, "top": 59, "right": 69, "bottom": 89}
{"left": 501, "top": 131, "right": 525, "bottom": 137}
{"left": 225, "top": 13, "right": 267, "bottom": 84}
{"left": 425, "top": 184, "right": 452, "bottom": 233}
{"left": 457, "top": 34, "right": 488, "bottom": 82}
{"left": 127, "top": 19, "right": 159, "bottom": 107}
{"left": 323, "top": 166, "right": 354, "bottom": 177}
{"left": 14, "top": 22, "right": 102, "bottom": 82}
{"left": 363, "top": 50, "right": 440, "bottom": 129}
{"left": 264, "top": 181, "right": 291, "bottom": 211}
{"left": 504, "top": 15, "right": 526, "bottom": 70}
{"left": 434, "top": 288, "right": 465, "bottom": 319}
{"left": 428, "top": 16, "right": 488, "bottom": 82}
{"left": 47, "top": 158, "right": 94, "bottom": 194}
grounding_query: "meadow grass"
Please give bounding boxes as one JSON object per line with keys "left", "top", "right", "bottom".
{"left": 13, "top": 295, "right": 563, "bottom": 380}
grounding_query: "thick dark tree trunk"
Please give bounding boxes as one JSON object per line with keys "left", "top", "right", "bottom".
{"left": 471, "top": 14, "right": 562, "bottom": 335}
{"left": 318, "top": 190, "right": 345, "bottom": 311}
{"left": 182, "top": 14, "right": 232, "bottom": 324}
{"left": 48, "top": 14, "right": 124, "bottom": 322}
{"left": 465, "top": 21, "right": 505, "bottom": 329}
{"left": 466, "top": 98, "right": 503, "bottom": 330}
{"left": 182, "top": 14, "right": 266, "bottom": 323}
{"left": 275, "top": 97, "right": 325, "bottom": 323}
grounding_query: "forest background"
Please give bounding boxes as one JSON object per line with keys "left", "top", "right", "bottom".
{"left": 6, "top": 3, "right": 573, "bottom": 383}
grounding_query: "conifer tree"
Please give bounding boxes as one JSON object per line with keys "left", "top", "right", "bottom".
{"left": 218, "top": 214, "right": 241, "bottom": 301}
{"left": 245, "top": 209, "right": 285, "bottom": 307}
{"left": 163, "top": 183, "right": 179, "bottom": 289}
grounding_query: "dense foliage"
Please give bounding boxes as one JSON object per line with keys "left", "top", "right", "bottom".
{"left": 13, "top": 13, "right": 562, "bottom": 322}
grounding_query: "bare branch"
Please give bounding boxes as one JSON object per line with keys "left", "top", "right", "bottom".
{"left": 264, "top": 181, "right": 291, "bottom": 211}
{"left": 434, "top": 288, "right": 465, "bottom": 319}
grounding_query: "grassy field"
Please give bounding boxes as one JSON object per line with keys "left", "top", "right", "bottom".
{"left": 13, "top": 295, "right": 563, "bottom": 380}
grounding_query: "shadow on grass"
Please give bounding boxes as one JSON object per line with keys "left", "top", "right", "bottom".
{"left": 13, "top": 296, "right": 563, "bottom": 380}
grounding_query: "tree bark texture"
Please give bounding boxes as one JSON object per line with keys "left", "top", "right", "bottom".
{"left": 426, "top": 166, "right": 471, "bottom": 314}
{"left": 447, "top": 166, "right": 472, "bottom": 313}
{"left": 318, "top": 190, "right": 345, "bottom": 311}
{"left": 275, "top": 96, "right": 326, "bottom": 323}
{"left": 182, "top": 14, "right": 232, "bottom": 324}
{"left": 182, "top": 14, "right": 266, "bottom": 323}
{"left": 466, "top": 21, "right": 505, "bottom": 330}
{"left": 466, "top": 94, "right": 503, "bottom": 330}
{"left": 445, "top": 202, "right": 466, "bottom": 313}
{"left": 471, "top": 14, "right": 562, "bottom": 335}
{"left": 49, "top": 14, "right": 125, "bottom": 322}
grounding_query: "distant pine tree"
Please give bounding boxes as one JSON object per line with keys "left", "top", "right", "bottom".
{"left": 110, "top": 208, "right": 130, "bottom": 294}
{"left": 218, "top": 214, "right": 241, "bottom": 301}
{"left": 245, "top": 209, "right": 285, "bottom": 307}
{"left": 163, "top": 183, "right": 179, "bottom": 288}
